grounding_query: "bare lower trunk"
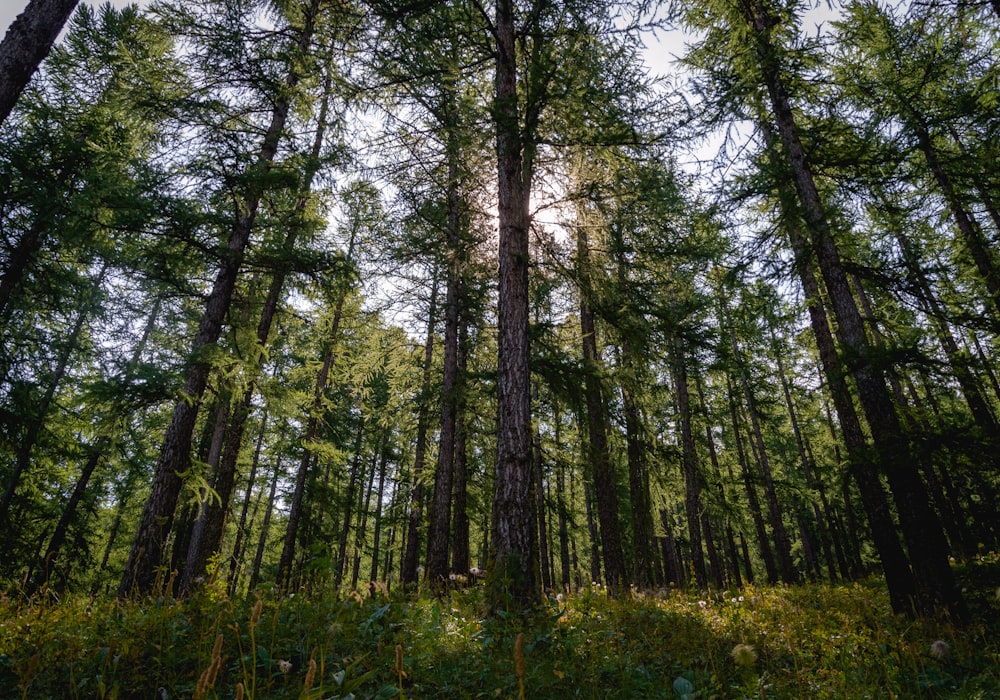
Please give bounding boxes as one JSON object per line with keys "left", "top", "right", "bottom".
{"left": 488, "top": 0, "right": 537, "bottom": 611}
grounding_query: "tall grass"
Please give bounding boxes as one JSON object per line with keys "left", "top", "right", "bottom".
{"left": 1, "top": 554, "right": 997, "bottom": 698}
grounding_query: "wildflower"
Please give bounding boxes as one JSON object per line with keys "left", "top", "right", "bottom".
{"left": 277, "top": 659, "right": 292, "bottom": 674}
{"left": 929, "top": 640, "right": 950, "bottom": 659}
{"left": 556, "top": 593, "right": 564, "bottom": 603}
{"left": 731, "top": 643, "right": 757, "bottom": 667}
{"left": 738, "top": 595, "right": 745, "bottom": 602}
{"left": 731, "top": 597, "right": 739, "bottom": 603}
{"left": 698, "top": 600, "right": 707, "bottom": 608}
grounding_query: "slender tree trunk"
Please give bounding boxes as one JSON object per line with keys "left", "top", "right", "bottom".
{"left": 532, "top": 419, "right": 553, "bottom": 592}
{"left": 671, "top": 338, "right": 707, "bottom": 588}
{"left": 725, "top": 374, "right": 777, "bottom": 584}
{"left": 583, "top": 478, "right": 602, "bottom": 586}
{"left": 450, "top": 312, "right": 471, "bottom": 574}
{"left": 697, "top": 376, "right": 740, "bottom": 588}
{"left": 912, "top": 120, "right": 1000, "bottom": 322}
{"left": 352, "top": 445, "right": 381, "bottom": 591}
{"left": 369, "top": 445, "right": 389, "bottom": 583}
{"left": 743, "top": 0, "right": 963, "bottom": 616}
{"left": 577, "top": 226, "right": 626, "bottom": 594}
{"left": 1, "top": 264, "right": 106, "bottom": 529}
{"left": 249, "top": 460, "right": 281, "bottom": 591}
{"left": 182, "top": 54, "right": 337, "bottom": 594}
{"left": 402, "top": 273, "right": 438, "bottom": 586}
{"left": 771, "top": 328, "right": 837, "bottom": 580}
{"left": 276, "top": 243, "right": 357, "bottom": 589}
{"left": 741, "top": 369, "right": 797, "bottom": 584}
{"left": 119, "top": 0, "right": 321, "bottom": 598}
{"left": 227, "top": 409, "right": 268, "bottom": 595}
{"left": 621, "top": 353, "right": 656, "bottom": 589}
{"left": 335, "top": 417, "right": 365, "bottom": 588}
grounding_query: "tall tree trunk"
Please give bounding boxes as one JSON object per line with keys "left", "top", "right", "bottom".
{"left": 532, "top": 420, "right": 552, "bottom": 592}
{"left": 671, "top": 338, "right": 707, "bottom": 588}
{"left": 488, "top": 0, "right": 538, "bottom": 610}
{"left": 577, "top": 224, "right": 626, "bottom": 594}
{"left": 335, "top": 417, "right": 365, "bottom": 588}
{"left": 369, "top": 444, "right": 389, "bottom": 584}
{"left": 450, "top": 311, "right": 471, "bottom": 574}
{"left": 276, "top": 230, "right": 358, "bottom": 590}
{"left": 697, "top": 376, "right": 742, "bottom": 588}
{"left": 773, "top": 137, "right": 915, "bottom": 603}
{"left": 583, "top": 477, "right": 602, "bottom": 586}
{"left": 181, "top": 52, "right": 337, "bottom": 594}
{"left": 119, "top": 0, "right": 321, "bottom": 598}
{"left": 620, "top": 350, "right": 657, "bottom": 589}
{"left": 351, "top": 444, "right": 381, "bottom": 591}
{"left": 911, "top": 120, "right": 1000, "bottom": 323}
{"left": 771, "top": 327, "right": 837, "bottom": 580}
{"left": 30, "top": 295, "right": 161, "bottom": 593}
{"left": 725, "top": 374, "right": 777, "bottom": 584}
{"left": 742, "top": 0, "right": 964, "bottom": 617}
{"left": 227, "top": 409, "right": 268, "bottom": 596}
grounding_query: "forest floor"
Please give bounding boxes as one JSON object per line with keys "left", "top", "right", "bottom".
{"left": 1, "top": 555, "right": 998, "bottom": 699}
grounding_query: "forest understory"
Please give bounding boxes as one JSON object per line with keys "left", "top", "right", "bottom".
{"left": 2, "top": 554, "right": 999, "bottom": 699}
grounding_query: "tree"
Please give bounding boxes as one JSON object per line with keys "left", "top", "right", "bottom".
{"left": 119, "top": 0, "right": 327, "bottom": 597}
{"left": 0, "top": 0, "right": 79, "bottom": 125}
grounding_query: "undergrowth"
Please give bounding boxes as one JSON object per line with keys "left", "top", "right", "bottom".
{"left": 1, "top": 556, "right": 998, "bottom": 699}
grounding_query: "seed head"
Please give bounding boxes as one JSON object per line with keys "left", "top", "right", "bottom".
{"left": 731, "top": 643, "right": 757, "bottom": 667}
{"left": 929, "top": 640, "right": 950, "bottom": 659}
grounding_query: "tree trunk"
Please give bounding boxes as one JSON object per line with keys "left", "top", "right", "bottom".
{"left": 671, "top": 338, "right": 707, "bottom": 588}
{"left": 725, "top": 373, "right": 777, "bottom": 584}
{"left": 0, "top": 264, "right": 106, "bottom": 529}
{"left": 249, "top": 460, "right": 281, "bottom": 592}
{"left": 742, "top": 0, "right": 964, "bottom": 617}
{"left": 335, "top": 417, "right": 365, "bottom": 588}
{"left": 227, "top": 409, "right": 268, "bottom": 595}
{"left": 369, "top": 443, "right": 389, "bottom": 583}
{"left": 119, "top": 0, "right": 320, "bottom": 598}
{"left": 351, "top": 444, "right": 380, "bottom": 591}
{"left": 450, "top": 311, "right": 471, "bottom": 574}
{"left": 620, "top": 350, "right": 657, "bottom": 589}
{"left": 771, "top": 327, "right": 837, "bottom": 580}
{"left": 487, "top": 0, "right": 538, "bottom": 610}
{"left": 0, "top": 0, "right": 79, "bottom": 125}
{"left": 181, "top": 53, "right": 337, "bottom": 594}
{"left": 401, "top": 273, "right": 438, "bottom": 586}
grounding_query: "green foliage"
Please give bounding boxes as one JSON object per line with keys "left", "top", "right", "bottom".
{"left": 3, "top": 557, "right": 999, "bottom": 698}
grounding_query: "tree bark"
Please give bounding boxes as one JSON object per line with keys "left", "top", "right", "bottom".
{"left": 487, "top": 0, "right": 538, "bottom": 610}
{"left": 0, "top": 0, "right": 79, "bottom": 125}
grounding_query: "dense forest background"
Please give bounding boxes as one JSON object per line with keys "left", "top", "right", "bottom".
{"left": 0, "top": 0, "right": 998, "bottom": 633}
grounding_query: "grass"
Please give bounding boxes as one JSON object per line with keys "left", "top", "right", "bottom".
{"left": 0, "top": 556, "right": 998, "bottom": 699}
